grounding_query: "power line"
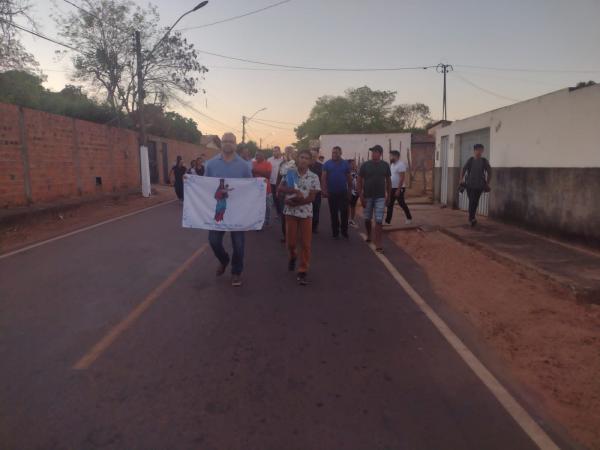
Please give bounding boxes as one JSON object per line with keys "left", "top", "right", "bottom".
{"left": 254, "top": 118, "right": 298, "bottom": 126}
{"left": 454, "top": 64, "right": 600, "bottom": 74}
{"left": 252, "top": 118, "right": 295, "bottom": 131}
{"left": 0, "top": 18, "right": 80, "bottom": 52}
{"left": 177, "top": 0, "right": 293, "bottom": 32}
{"left": 197, "top": 49, "right": 436, "bottom": 72}
{"left": 173, "top": 95, "right": 241, "bottom": 133}
{"left": 453, "top": 73, "right": 521, "bottom": 103}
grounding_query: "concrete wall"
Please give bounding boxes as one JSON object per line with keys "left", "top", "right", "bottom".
{"left": 0, "top": 103, "right": 216, "bottom": 208}
{"left": 319, "top": 133, "right": 412, "bottom": 165}
{"left": 433, "top": 84, "right": 600, "bottom": 244}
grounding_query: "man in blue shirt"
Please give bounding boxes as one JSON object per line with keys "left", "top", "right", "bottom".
{"left": 204, "top": 132, "right": 252, "bottom": 287}
{"left": 321, "top": 146, "right": 352, "bottom": 239}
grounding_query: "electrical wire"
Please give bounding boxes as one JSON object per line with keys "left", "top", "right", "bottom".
{"left": 453, "top": 73, "right": 521, "bottom": 102}
{"left": 252, "top": 118, "right": 295, "bottom": 131}
{"left": 454, "top": 64, "right": 600, "bottom": 74}
{"left": 0, "top": 18, "right": 80, "bottom": 52}
{"left": 255, "top": 118, "right": 298, "bottom": 126}
{"left": 177, "top": 0, "right": 293, "bottom": 32}
{"left": 197, "top": 49, "right": 436, "bottom": 72}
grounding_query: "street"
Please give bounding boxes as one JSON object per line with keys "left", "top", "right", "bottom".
{"left": 0, "top": 201, "right": 560, "bottom": 449}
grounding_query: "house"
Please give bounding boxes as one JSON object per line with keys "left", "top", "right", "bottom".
{"left": 433, "top": 83, "right": 600, "bottom": 245}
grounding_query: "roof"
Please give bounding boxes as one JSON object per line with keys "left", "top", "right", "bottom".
{"left": 425, "top": 120, "right": 452, "bottom": 130}
{"left": 411, "top": 134, "right": 435, "bottom": 144}
{"left": 200, "top": 135, "right": 220, "bottom": 145}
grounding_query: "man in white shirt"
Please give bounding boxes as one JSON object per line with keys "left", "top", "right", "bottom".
{"left": 385, "top": 150, "right": 413, "bottom": 225}
{"left": 268, "top": 146, "right": 284, "bottom": 216}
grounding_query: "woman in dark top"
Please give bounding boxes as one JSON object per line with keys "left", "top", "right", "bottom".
{"left": 169, "top": 156, "right": 187, "bottom": 201}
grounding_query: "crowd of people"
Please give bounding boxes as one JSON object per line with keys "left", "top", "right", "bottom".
{"left": 183, "top": 132, "right": 491, "bottom": 287}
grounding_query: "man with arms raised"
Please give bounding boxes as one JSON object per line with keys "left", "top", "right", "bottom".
{"left": 204, "top": 132, "right": 252, "bottom": 287}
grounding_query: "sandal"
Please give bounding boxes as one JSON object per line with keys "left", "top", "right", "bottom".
{"left": 375, "top": 247, "right": 384, "bottom": 254}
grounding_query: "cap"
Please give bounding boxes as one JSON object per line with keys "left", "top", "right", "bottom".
{"left": 369, "top": 145, "right": 383, "bottom": 153}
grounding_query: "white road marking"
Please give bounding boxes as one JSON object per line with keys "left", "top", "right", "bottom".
{"left": 0, "top": 200, "right": 177, "bottom": 260}
{"left": 361, "top": 232, "right": 559, "bottom": 450}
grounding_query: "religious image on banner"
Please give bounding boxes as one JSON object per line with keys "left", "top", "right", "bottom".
{"left": 182, "top": 176, "right": 267, "bottom": 231}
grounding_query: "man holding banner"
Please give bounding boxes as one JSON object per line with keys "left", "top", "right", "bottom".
{"left": 184, "top": 132, "right": 258, "bottom": 287}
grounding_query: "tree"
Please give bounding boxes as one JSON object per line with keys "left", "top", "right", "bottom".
{"left": 143, "top": 105, "right": 202, "bottom": 144}
{"left": 295, "top": 86, "right": 432, "bottom": 148}
{"left": 0, "top": 0, "right": 39, "bottom": 72}
{"left": 54, "top": 0, "right": 207, "bottom": 114}
{"left": 574, "top": 80, "right": 596, "bottom": 88}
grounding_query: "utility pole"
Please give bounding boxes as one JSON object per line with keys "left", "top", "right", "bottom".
{"left": 135, "top": 30, "right": 146, "bottom": 147}
{"left": 242, "top": 107, "right": 266, "bottom": 144}
{"left": 436, "top": 63, "right": 453, "bottom": 121}
{"left": 242, "top": 115, "right": 247, "bottom": 143}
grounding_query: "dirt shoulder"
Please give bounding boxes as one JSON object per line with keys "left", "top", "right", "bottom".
{"left": 389, "top": 229, "right": 600, "bottom": 449}
{"left": 0, "top": 186, "right": 176, "bottom": 255}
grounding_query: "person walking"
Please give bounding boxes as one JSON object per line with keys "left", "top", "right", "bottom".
{"left": 277, "top": 146, "right": 297, "bottom": 242}
{"left": 252, "top": 150, "right": 273, "bottom": 228}
{"left": 278, "top": 149, "right": 321, "bottom": 285}
{"left": 321, "top": 146, "right": 351, "bottom": 239}
{"left": 187, "top": 159, "right": 197, "bottom": 175}
{"left": 268, "top": 146, "right": 284, "bottom": 217}
{"left": 348, "top": 158, "right": 359, "bottom": 227}
{"left": 385, "top": 150, "right": 412, "bottom": 225}
{"left": 204, "top": 132, "right": 252, "bottom": 287}
{"left": 460, "top": 143, "right": 492, "bottom": 226}
{"left": 309, "top": 148, "right": 323, "bottom": 233}
{"left": 195, "top": 155, "right": 205, "bottom": 175}
{"left": 169, "top": 156, "right": 187, "bottom": 201}
{"left": 358, "top": 145, "right": 391, "bottom": 253}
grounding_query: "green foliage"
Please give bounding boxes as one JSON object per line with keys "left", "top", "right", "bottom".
{"left": 0, "top": 0, "right": 39, "bottom": 73}
{"left": 0, "top": 70, "right": 202, "bottom": 143}
{"left": 144, "top": 105, "right": 202, "bottom": 144}
{"left": 575, "top": 80, "right": 597, "bottom": 88}
{"left": 295, "top": 86, "right": 432, "bottom": 149}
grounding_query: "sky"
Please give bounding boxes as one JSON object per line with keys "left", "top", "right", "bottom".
{"left": 16, "top": 0, "right": 600, "bottom": 147}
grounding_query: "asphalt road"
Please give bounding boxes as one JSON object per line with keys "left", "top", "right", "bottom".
{"left": 0, "top": 201, "right": 560, "bottom": 449}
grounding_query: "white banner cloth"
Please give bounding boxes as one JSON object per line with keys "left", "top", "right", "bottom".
{"left": 182, "top": 175, "right": 266, "bottom": 231}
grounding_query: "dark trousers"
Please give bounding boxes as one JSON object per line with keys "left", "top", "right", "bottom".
{"left": 328, "top": 192, "right": 349, "bottom": 237}
{"left": 208, "top": 231, "right": 245, "bottom": 275}
{"left": 467, "top": 188, "right": 483, "bottom": 221}
{"left": 312, "top": 192, "right": 322, "bottom": 232}
{"left": 386, "top": 187, "right": 412, "bottom": 223}
{"left": 271, "top": 184, "right": 282, "bottom": 215}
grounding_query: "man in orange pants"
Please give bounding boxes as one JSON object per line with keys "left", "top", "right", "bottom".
{"left": 277, "top": 149, "right": 321, "bottom": 285}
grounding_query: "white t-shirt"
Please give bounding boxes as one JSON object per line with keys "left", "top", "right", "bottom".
{"left": 268, "top": 156, "right": 284, "bottom": 185}
{"left": 390, "top": 160, "right": 408, "bottom": 189}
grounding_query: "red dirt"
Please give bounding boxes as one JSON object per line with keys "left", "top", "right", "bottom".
{"left": 389, "top": 229, "right": 600, "bottom": 449}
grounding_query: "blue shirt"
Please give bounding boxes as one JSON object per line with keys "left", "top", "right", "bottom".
{"left": 323, "top": 159, "right": 350, "bottom": 193}
{"left": 205, "top": 153, "right": 252, "bottom": 179}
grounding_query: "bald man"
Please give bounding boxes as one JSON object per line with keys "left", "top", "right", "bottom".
{"left": 204, "top": 132, "right": 253, "bottom": 287}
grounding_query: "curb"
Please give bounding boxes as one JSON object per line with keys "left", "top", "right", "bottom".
{"left": 437, "top": 227, "right": 599, "bottom": 305}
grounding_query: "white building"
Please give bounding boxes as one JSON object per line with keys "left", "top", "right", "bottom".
{"left": 433, "top": 83, "right": 600, "bottom": 245}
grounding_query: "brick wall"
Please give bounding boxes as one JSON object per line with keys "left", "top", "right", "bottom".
{"left": 0, "top": 103, "right": 218, "bottom": 208}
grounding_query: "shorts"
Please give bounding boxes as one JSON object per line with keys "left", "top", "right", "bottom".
{"left": 350, "top": 194, "right": 359, "bottom": 207}
{"left": 363, "top": 197, "right": 386, "bottom": 224}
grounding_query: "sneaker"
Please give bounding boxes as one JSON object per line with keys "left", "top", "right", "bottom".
{"left": 297, "top": 272, "right": 308, "bottom": 285}
{"left": 348, "top": 220, "right": 356, "bottom": 226}
{"left": 231, "top": 274, "right": 242, "bottom": 287}
{"left": 405, "top": 219, "right": 412, "bottom": 225}
{"left": 470, "top": 219, "right": 478, "bottom": 227}
{"left": 216, "top": 259, "right": 229, "bottom": 276}
{"left": 288, "top": 258, "right": 297, "bottom": 272}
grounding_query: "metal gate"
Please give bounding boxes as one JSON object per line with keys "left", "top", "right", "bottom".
{"left": 440, "top": 136, "right": 449, "bottom": 205}
{"left": 147, "top": 141, "right": 159, "bottom": 184}
{"left": 457, "top": 128, "right": 490, "bottom": 216}
{"left": 161, "top": 142, "right": 169, "bottom": 183}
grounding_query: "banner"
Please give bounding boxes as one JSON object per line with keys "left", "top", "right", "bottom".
{"left": 182, "top": 176, "right": 267, "bottom": 231}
